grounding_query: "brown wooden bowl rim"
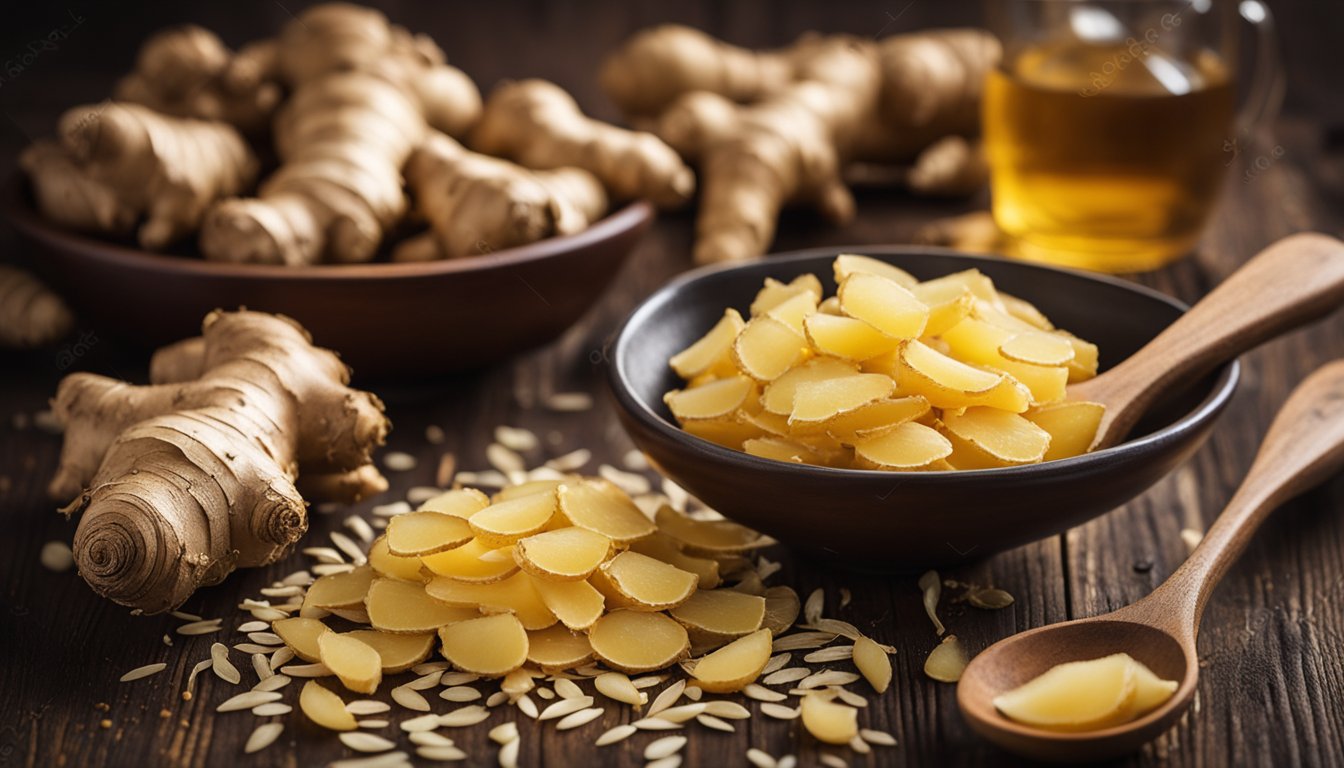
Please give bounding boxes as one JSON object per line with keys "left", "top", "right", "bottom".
{"left": 607, "top": 244, "right": 1241, "bottom": 481}
{"left": 3, "top": 175, "right": 655, "bottom": 282}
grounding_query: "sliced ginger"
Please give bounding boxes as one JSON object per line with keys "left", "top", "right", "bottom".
{"left": 417, "top": 488, "right": 491, "bottom": 517}
{"left": 300, "top": 680, "right": 357, "bottom": 732}
{"left": 343, "top": 630, "right": 435, "bottom": 673}
{"left": 468, "top": 488, "right": 558, "bottom": 547}
{"left": 420, "top": 539, "right": 520, "bottom": 583}
{"left": 386, "top": 511, "right": 474, "bottom": 556}
{"left": 629, "top": 534, "right": 721, "bottom": 589}
{"left": 655, "top": 506, "right": 769, "bottom": 555}
{"left": 438, "top": 613, "right": 529, "bottom": 677}
{"left": 663, "top": 257, "right": 1101, "bottom": 471}
{"left": 588, "top": 610, "right": 690, "bottom": 673}
{"left": 515, "top": 526, "right": 612, "bottom": 580}
{"left": 992, "top": 653, "right": 1178, "bottom": 732}
{"left": 853, "top": 635, "right": 892, "bottom": 694}
{"left": 557, "top": 480, "right": 657, "bottom": 543}
{"left": 670, "top": 309, "right": 745, "bottom": 379}
{"left": 368, "top": 535, "right": 428, "bottom": 581}
{"left": 531, "top": 577, "right": 607, "bottom": 631}
{"left": 425, "top": 572, "right": 557, "bottom": 630}
{"left": 305, "top": 566, "right": 374, "bottom": 610}
{"left": 273, "top": 616, "right": 331, "bottom": 662}
{"left": 599, "top": 551, "right": 698, "bottom": 611}
{"left": 670, "top": 589, "right": 766, "bottom": 637}
{"left": 800, "top": 691, "right": 859, "bottom": 745}
{"left": 365, "top": 578, "right": 478, "bottom": 634}
{"left": 690, "top": 628, "right": 772, "bottom": 693}
{"left": 761, "top": 586, "right": 801, "bottom": 635}
{"left": 318, "top": 631, "right": 383, "bottom": 694}
{"left": 525, "top": 624, "right": 594, "bottom": 671}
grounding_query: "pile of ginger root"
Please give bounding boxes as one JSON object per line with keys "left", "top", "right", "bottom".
{"left": 19, "top": 2, "right": 693, "bottom": 264}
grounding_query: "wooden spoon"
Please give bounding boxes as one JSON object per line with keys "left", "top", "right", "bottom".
{"left": 958, "top": 358, "right": 1344, "bottom": 762}
{"left": 1071, "top": 232, "right": 1344, "bottom": 449}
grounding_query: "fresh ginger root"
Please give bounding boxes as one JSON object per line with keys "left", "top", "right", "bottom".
{"left": 0, "top": 265, "right": 74, "bottom": 348}
{"left": 601, "top": 25, "right": 1000, "bottom": 263}
{"left": 471, "top": 79, "right": 694, "bottom": 209}
{"left": 396, "top": 133, "right": 607, "bottom": 260}
{"left": 199, "top": 3, "right": 482, "bottom": 265}
{"left": 49, "top": 310, "right": 389, "bottom": 612}
{"left": 19, "top": 102, "right": 258, "bottom": 250}
{"left": 114, "top": 24, "right": 282, "bottom": 134}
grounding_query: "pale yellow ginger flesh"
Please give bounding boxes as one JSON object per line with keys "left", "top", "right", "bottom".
{"left": 664, "top": 255, "right": 1103, "bottom": 470}
{"left": 318, "top": 631, "right": 383, "bottom": 694}
{"left": 425, "top": 573, "right": 556, "bottom": 630}
{"left": 367, "top": 536, "right": 425, "bottom": 582}
{"left": 515, "top": 527, "right": 613, "bottom": 580}
{"left": 924, "top": 635, "right": 968, "bottom": 682}
{"left": 420, "top": 539, "right": 520, "bottom": 583}
{"left": 993, "top": 653, "right": 1178, "bottom": 732}
{"left": 343, "top": 630, "right": 435, "bottom": 673}
{"left": 526, "top": 625, "right": 595, "bottom": 671}
{"left": 599, "top": 551, "right": 699, "bottom": 611}
{"left": 557, "top": 481, "right": 658, "bottom": 543}
{"left": 273, "top": 616, "right": 331, "bottom": 662}
{"left": 304, "top": 566, "right": 374, "bottom": 610}
{"left": 690, "top": 628, "right": 773, "bottom": 693}
{"left": 299, "top": 680, "right": 357, "bottom": 731}
{"left": 438, "top": 613, "right": 530, "bottom": 677}
{"left": 532, "top": 578, "right": 607, "bottom": 631}
{"left": 365, "top": 578, "right": 478, "bottom": 634}
{"left": 385, "top": 510, "right": 474, "bottom": 556}
{"left": 468, "top": 488, "right": 558, "bottom": 547}
{"left": 800, "top": 691, "right": 859, "bottom": 745}
{"left": 853, "top": 635, "right": 893, "bottom": 693}
{"left": 589, "top": 610, "right": 691, "bottom": 673}
{"left": 670, "top": 589, "right": 766, "bottom": 637}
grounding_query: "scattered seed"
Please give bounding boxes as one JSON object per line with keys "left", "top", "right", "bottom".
{"left": 488, "top": 722, "right": 519, "bottom": 744}
{"left": 340, "top": 732, "right": 397, "bottom": 753}
{"left": 747, "top": 748, "right": 778, "bottom": 768}
{"left": 697, "top": 714, "right": 735, "bottom": 732}
{"left": 120, "top": 663, "right": 167, "bottom": 682}
{"left": 646, "top": 757, "right": 682, "bottom": 768}
{"left": 330, "top": 531, "right": 367, "bottom": 565}
{"left": 281, "top": 662, "right": 331, "bottom": 678}
{"left": 760, "top": 703, "right": 800, "bottom": 720}
{"left": 647, "top": 680, "right": 685, "bottom": 717}
{"left": 270, "top": 647, "right": 295, "bottom": 669}
{"left": 416, "top": 744, "right": 468, "bottom": 761}
{"left": 535, "top": 687, "right": 555, "bottom": 700}
{"left": 237, "top": 620, "right": 269, "bottom": 632}
{"left": 244, "top": 723, "right": 284, "bottom": 754}
{"left": 485, "top": 691, "right": 509, "bottom": 707}
{"left": 260, "top": 585, "right": 303, "bottom": 598}
{"left": 254, "top": 674, "right": 291, "bottom": 693}
{"left": 486, "top": 443, "right": 526, "bottom": 474}
{"left": 412, "top": 662, "right": 449, "bottom": 676}
{"left": 247, "top": 631, "right": 284, "bottom": 646}
{"left": 762, "top": 654, "right": 791, "bottom": 675}
{"left": 425, "top": 425, "right": 446, "bottom": 445}
{"left": 252, "top": 703, "right": 292, "bottom": 716}
{"left": 303, "top": 547, "right": 346, "bottom": 564}
{"left": 40, "top": 541, "right": 74, "bottom": 572}
{"left": 344, "top": 516, "right": 376, "bottom": 544}
{"left": 799, "top": 671, "right": 861, "bottom": 690}
{"left": 545, "top": 392, "right": 593, "bottom": 412}
{"left": 967, "top": 587, "right": 1015, "bottom": 610}
{"left": 744, "top": 683, "right": 787, "bottom": 702}
{"left": 400, "top": 713, "right": 443, "bottom": 732}
{"left": 347, "top": 700, "right": 392, "bottom": 715}
{"left": 359, "top": 719, "right": 389, "bottom": 729}
{"left": 439, "top": 706, "right": 490, "bottom": 727}
{"left": 162, "top": 634, "right": 173, "bottom": 647}
{"left": 405, "top": 672, "right": 441, "bottom": 691}
{"left": 919, "top": 570, "right": 945, "bottom": 636}
{"left": 498, "top": 738, "right": 520, "bottom": 768}
{"left": 703, "top": 701, "right": 750, "bottom": 720}
{"left": 656, "top": 703, "right": 707, "bottom": 723}
{"left": 516, "top": 694, "right": 539, "bottom": 719}
{"left": 171, "top": 610, "right": 203, "bottom": 622}
{"left": 556, "top": 707, "right": 604, "bottom": 730}
{"left": 632, "top": 717, "right": 683, "bottom": 730}
{"left": 832, "top": 687, "right": 868, "bottom": 708}
{"left": 778, "top": 756, "right": 797, "bottom": 768}
{"left": 538, "top": 696, "right": 594, "bottom": 721}
{"left": 383, "top": 452, "right": 417, "bottom": 472}
{"left": 553, "top": 678, "right": 583, "bottom": 699}
{"left": 772, "top": 632, "right": 837, "bottom": 652}
{"left": 819, "top": 755, "right": 848, "bottom": 768}
{"left": 598, "top": 464, "right": 650, "bottom": 495}
{"left": 644, "top": 735, "right": 688, "bottom": 760}
{"left": 234, "top": 643, "right": 274, "bottom": 655}
{"left": 861, "top": 728, "right": 897, "bottom": 746}
{"left": 803, "top": 588, "right": 824, "bottom": 624}
{"left": 442, "top": 672, "right": 480, "bottom": 686}
{"left": 595, "top": 723, "right": 637, "bottom": 746}
{"left": 630, "top": 674, "right": 667, "bottom": 689}
{"left": 804, "top": 646, "right": 854, "bottom": 663}
{"left": 217, "top": 690, "right": 282, "bottom": 714}
{"left": 281, "top": 570, "right": 313, "bottom": 587}
{"left": 849, "top": 734, "right": 872, "bottom": 754}
{"left": 439, "top": 686, "right": 481, "bottom": 702}
{"left": 211, "top": 643, "right": 241, "bottom": 684}
{"left": 372, "top": 501, "right": 412, "bottom": 519}
{"left": 762, "top": 668, "right": 810, "bottom": 686}
{"left": 178, "top": 619, "right": 224, "bottom": 636}
{"left": 435, "top": 454, "right": 457, "bottom": 488}
{"left": 494, "top": 426, "right": 539, "bottom": 452}
{"left": 594, "top": 672, "right": 641, "bottom": 706}
{"left": 409, "top": 731, "right": 455, "bottom": 746}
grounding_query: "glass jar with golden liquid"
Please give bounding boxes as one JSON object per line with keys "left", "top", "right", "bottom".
{"left": 984, "top": 0, "right": 1280, "bottom": 272}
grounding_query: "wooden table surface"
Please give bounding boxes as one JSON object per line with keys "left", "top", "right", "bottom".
{"left": 3, "top": 3, "right": 1344, "bottom": 767}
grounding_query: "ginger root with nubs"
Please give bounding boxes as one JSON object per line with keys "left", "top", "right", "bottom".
{"left": 601, "top": 25, "right": 1000, "bottom": 264}
{"left": 0, "top": 265, "right": 74, "bottom": 348}
{"left": 472, "top": 79, "right": 694, "bottom": 209}
{"left": 19, "top": 102, "right": 258, "bottom": 250}
{"left": 395, "top": 133, "right": 607, "bottom": 260}
{"left": 199, "top": 3, "right": 483, "bottom": 266}
{"left": 49, "top": 310, "right": 389, "bottom": 613}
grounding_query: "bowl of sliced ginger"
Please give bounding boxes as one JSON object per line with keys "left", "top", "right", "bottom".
{"left": 607, "top": 247, "right": 1239, "bottom": 568}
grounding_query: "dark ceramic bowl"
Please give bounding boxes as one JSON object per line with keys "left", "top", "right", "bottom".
{"left": 5, "top": 178, "right": 653, "bottom": 378}
{"left": 608, "top": 246, "right": 1240, "bottom": 569}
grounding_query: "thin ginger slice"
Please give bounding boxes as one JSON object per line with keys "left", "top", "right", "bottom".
{"left": 525, "top": 624, "right": 594, "bottom": 671}
{"left": 853, "top": 635, "right": 893, "bottom": 693}
{"left": 670, "top": 589, "right": 766, "bottom": 638}
{"left": 629, "top": 533, "right": 721, "bottom": 590}
{"left": 273, "top": 616, "right": 331, "bottom": 662}
{"left": 999, "top": 331, "right": 1075, "bottom": 367}
{"left": 800, "top": 691, "right": 859, "bottom": 744}
{"left": 761, "top": 357, "right": 859, "bottom": 415}
{"left": 531, "top": 577, "right": 606, "bottom": 631}
{"left": 588, "top": 609, "right": 690, "bottom": 673}
{"left": 998, "top": 292, "right": 1054, "bottom": 330}
{"left": 365, "top": 578, "right": 478, "bottom": 634}
{"left": 654, "top": 506, "right": 769, "bottom": 555}
{"left": 367, "top": 535, "right": 426, "bottom": 582}
{"left": 304, "top": 565, "right": 374, "bottom": 610}
{"left": 897, "top": 339, "right": 1001, "bottom": 398}
{"left": 1025, "top": 401, "right": 1106, "bottom": 461}
{"left": 438, "top": 613, "right": 529, "bottom": 677}
{"left": 299, "top": 680, "right": 357, "bottom": 731}
{"left": 556, "top": 480, "right": 657, "bottom": 543}
{"left": 468, "top": 488, "right": 558, "bottom": 548}
{"left": 318, "top": 632, "right": 383, "bottom": 694}
{"left": 417, "top": 488, "right": 491, "bottom": 517}
{"left": 664, "top": 376, "right": 755, "bottom": 421}
{"left": 910, "top": 280, "right": 974, "bottom": 337}
{"left": 493, "top": 478, "right": 567, "bottom": 502}
{"left": 838, "top": 272, "right": 928, "bottom": 340}
{"left": 940, "top": 318, "right": 1068, "bottom": 405}
{"left": 761, "top": 586, "right": 801, "bottom": 635}
{"left": 420, "top": 539, "right": 519, "bottom": 583}
{"left": 941, "top": 407, "right": 1052, "bottom": 465}
{"left": 386, "top": 510, "right": 474, "bottom": 556}
{"left": 681, "top": 416, "right": 766, "bottom": 452}
{"left": 854, "top": 422, "right": 953, "bottom": 470}
{"left": 919, "top": 269, "right": 1001, "bottom": 308}
{"left": 343, "top": 629, "right": 435, "bottom": 673}
{"left": 514, "top": 526, "right": 612, "bottom": 581}
{"left": 824, "top": 396, "right": 930, "bottom": 444}
{"left": 425, "top": 572, "right": 557, "bottom": 630}
{"left": 804, "top": 313, "right": 901, "bottom": 362}
{"left": 788, "top": 373, "right": 895, "bottom": 427}
{"left": 924, "top": 635, "right": 969, "bottom": 682}
{"left": 742, "top": 437, "right": 821, "bottom": 465}
{"left": 832, "top": 254, "right": 918, "bottom": 289}
{"left": 764, "top": 290, "right": 818, "bottom": 334}
{"left": 992, "top": 652, "right": 1143, "bottom": 731}
{"left": 670, "top": 309, "right": 746, "bottom": 380}
{"left": 733, "top": 317, "right": 808, "bottom": 382}
{"left": 599, "top": 551, "right": 698, "bottom": 611}
{"left": 750, "top": 275, "right": 823, "bottom": 316}
{"left": 690, "top": 628, "right": 772, "bottom": 693}
{"left": 1060, "top": 331, "right": 1100, "bottom": 381}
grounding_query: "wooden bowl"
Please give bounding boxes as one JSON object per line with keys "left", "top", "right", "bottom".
{"left": 4, "top": 178, "right": 653, "bottom": 378}
{"left": 607, "top": 246, "right": 1240, "bottom": 569}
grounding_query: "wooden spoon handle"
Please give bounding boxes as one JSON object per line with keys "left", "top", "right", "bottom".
{"left": 1081, "top": 233, "right": 1344, "bottom": 448}
{"left": 1142, "top": 359, "right": 1344, "bottom": 633}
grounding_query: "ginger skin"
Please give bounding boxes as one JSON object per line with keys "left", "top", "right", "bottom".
{"left": 396, "top": 133, "right": 607, "bottom": 260}
{"left": 19, "top": 102, "right": 258, "bottom": 250}
{"left": 50, "top": 310, "right": 389, "bottom": 613}
{"left": 471, "top": 79, "right": 694, "bottom": 209}
{"left": 0, "top": 266, "right": 74, "bottom": 348}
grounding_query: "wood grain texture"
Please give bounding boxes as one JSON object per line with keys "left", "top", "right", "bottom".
{"left": 0, "top": 2, "right": 1342, "bottom": 767}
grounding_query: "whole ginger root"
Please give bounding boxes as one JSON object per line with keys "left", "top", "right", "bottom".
{"left": 396, "top": 133, "right": 607, "bottom": 260}
{"left": 600, "top": 25, "right": 1001, "bottom": 264}
{"left": 471, "top": 79, "right": 694, "bottom": 209}
{"left": 19, "top": 102, "right": 258, "bottom": 250}
{"left": 0, "top": 265, "right": 75, "bottom": 348}
{"left": 50, "top": 310, "right": 389, "bottom": 613}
